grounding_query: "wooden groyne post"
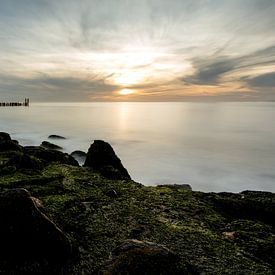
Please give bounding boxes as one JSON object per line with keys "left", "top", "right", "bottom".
{"left": 0, "top": 98, "right": 30, "bottom": 107}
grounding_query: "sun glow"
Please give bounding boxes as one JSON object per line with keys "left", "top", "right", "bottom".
{"left": 118, "top": 89, "right": 136, "bottom": 95}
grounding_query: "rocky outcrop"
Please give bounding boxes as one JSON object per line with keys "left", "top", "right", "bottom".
{"left": 0, "top": 189, "right": 71, "bottom": 264}
{"left": 84, "top": 140, "right": 131, "bottom": 180}
{"left": 6, "top": 152, "right": 42, "bottom": 170}
{"left": 0, "top": 132, "right": 22, "bottom": 152}
{"left": 24, "top": 146, "right": 79, "bottom": 166}
{"left": 0, "top": 132, "right": 12, "bottom": 141}
{"left": 41, "top": 141, "right": 63, "bottom": 150}
{"left": 99, "top": 239, "right": 181, "bottom": 274}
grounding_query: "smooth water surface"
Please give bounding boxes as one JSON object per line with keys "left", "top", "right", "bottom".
{"left": 0, "top": 102, "right": 274, "bottom": 192}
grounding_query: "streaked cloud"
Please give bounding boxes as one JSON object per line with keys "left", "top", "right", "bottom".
{"left": 246, "top": 72, "right": 275, "bottom": 87}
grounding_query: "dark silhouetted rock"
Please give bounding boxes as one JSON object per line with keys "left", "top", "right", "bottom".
{"left": 210, "top": 191, "right": 275, "bottom": 226}
{"left": 0, "top": 188, "right": 71, "bottom": 263}
{"left": 12, "top": 139, "right": 19, "bottom": 144}
{"left": 0, "top": 140, "right": 22, "bottom": 152}
{"left": 84, "top": 140, "right": 131, "bottom": 180}
{"left": 0, "top": 133, "right": 22, "bottom": 152}
{"left": 0, "top": 132, "right": 11, "bottom": 141}
{"left": 0, "top": 165, "right": 17, "bottom": 176}
{"left": 99, "top": 239, "right": 181, "bottom": 275}
{"left": 24, "top": 146, "right": 79, "bottom": 166}
{"left": 48, "top": 135, "right": 66, "bottom": 140}
{"left": 7, "top": 153, "right": 42, "bottom": 170}
{"left": 41, "top": 141, "right": 63, "bottom": 150}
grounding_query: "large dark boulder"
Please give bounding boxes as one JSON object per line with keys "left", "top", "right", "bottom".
{"left": 24, "top": 146, "right": 79, "bottom": 166}
{"left": 0, "top": 188, "right": 71, "bottom": 264}
{"left": 84, "top": 140, "right": 131, "bottom": 180}
{"left": 99, "top": 239, "right": 181, "bottom": 274}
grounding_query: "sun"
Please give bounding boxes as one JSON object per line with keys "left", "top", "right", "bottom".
{"left": 118, "top": 89, "right": 135, "bottom": 96}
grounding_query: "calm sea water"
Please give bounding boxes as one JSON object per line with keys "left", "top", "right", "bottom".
{"left": 0, "top": 102, "right": 274, "bottom": 193}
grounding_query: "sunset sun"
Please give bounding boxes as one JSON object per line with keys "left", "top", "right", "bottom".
{"left": 118, "top": 88, "right": 135, "bottom": 96}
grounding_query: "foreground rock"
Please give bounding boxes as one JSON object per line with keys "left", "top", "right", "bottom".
{"left": 41, "top": 141, "right": 63, "bottom": 150}
{"left": 84, "top": 140, "right": 131, "bottom": 180}
{"left": 48, "top": 135, "right": 66, "bottom": 140}
{"left": 0, "top": 189, "right": 71, "bottom": 272}
{"left": 99, "top": 239, "right": 182, "bottom": 274}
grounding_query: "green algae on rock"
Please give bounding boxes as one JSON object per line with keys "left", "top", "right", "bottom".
{"left": 0, "top": 132, "right": 274, "bottom": 274}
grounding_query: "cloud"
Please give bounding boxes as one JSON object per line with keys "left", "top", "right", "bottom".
{"left": 246, "top": 72, "right": 275, "bottom": 87}
{"left": 182, "top": 44, "right": 275, "bottom": 87}
{"left": 0, "top": 73, "right": 118, "bottom": 101}
{"left": 183, "top": 58, "right": 236, "bottom": 85}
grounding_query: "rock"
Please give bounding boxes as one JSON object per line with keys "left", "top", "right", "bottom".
{"left": 99, "top": 239, "right": 181, "bottom": 274}
{"left": 24, "top": 146, "right": 79, "bottom": 166}
{"left": 0, "top": 133, "right": 22, "bottom": 152}
{"left": 41, "top": 141, "right": 63, "bottom": 150}
{"left": 7, "top": 153, "right": 42, "bottom": 170}
{"left": 0, "top": 139, "right": 22, "bottom": 152}
{"left": 210, "top": 191, "right": 275, "bottom": 226}
{"left": 71, "top": 150, "right": 87, "bottom": 158}
{"left": 48, "top": 135, "right": 66, "bottom": 140}
{"left": 0, "top": 132, "right": 11, "bottom": 141}
{"left": 223, "top": 231, "right": 237, "bottom": 240}
{"left": 0, "top": 165, "right": 17, "bottom": 176}
{"left": 12, "top": 139, "right": 19, "bottom": 144}
{"left": 71, "top": 150, "right": 87, "bottom": 164}
{"left": 0, "top": 188, "right": 71, "bottom": 263}
{"left": 84, "top": 140, "right": 131, "bottom": 180}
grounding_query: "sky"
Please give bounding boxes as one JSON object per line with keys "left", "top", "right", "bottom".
{"left": 0, "top": 0, "right": 275, "bottom": 102}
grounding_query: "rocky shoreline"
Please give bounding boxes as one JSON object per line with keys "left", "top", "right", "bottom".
{"left": 0, "top": 132, "right": 274, "bottom": 274}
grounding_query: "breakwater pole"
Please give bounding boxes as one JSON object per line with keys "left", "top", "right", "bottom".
{"left": 0, "top": 98, "right": 30, "bottom": 107}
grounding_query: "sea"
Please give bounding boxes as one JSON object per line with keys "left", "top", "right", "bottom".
{"left": 0, "top": 102, "right": 274, "bottom": 193}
